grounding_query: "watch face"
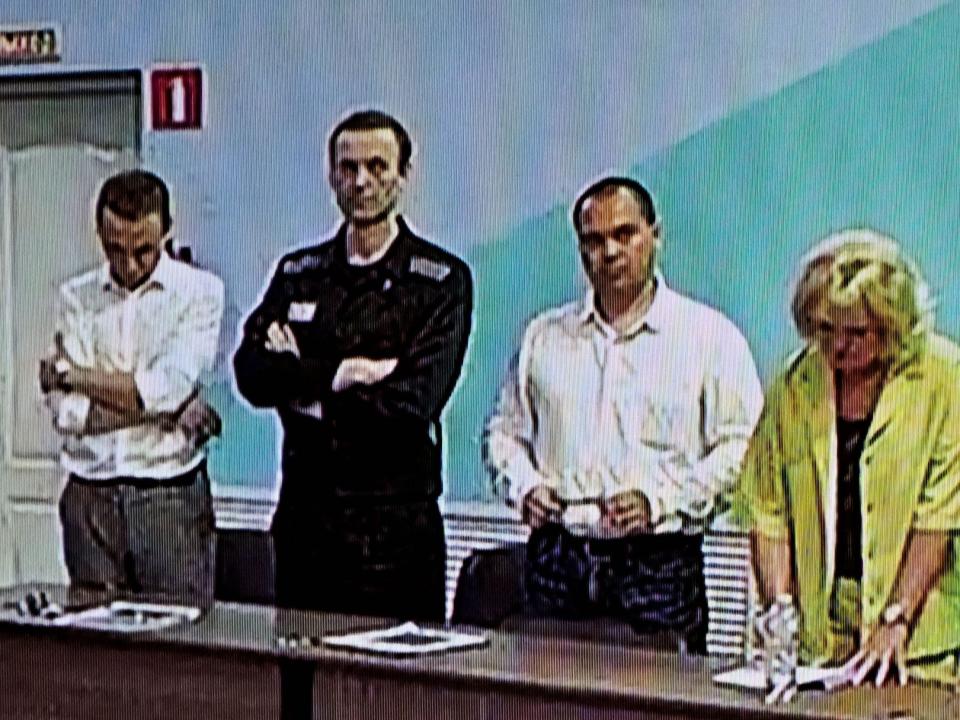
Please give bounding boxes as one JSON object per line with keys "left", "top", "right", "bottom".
{"left": 882, "top": 603, "right": 905, "bottom": 625}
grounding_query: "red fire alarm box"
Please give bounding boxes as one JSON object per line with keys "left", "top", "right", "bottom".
{"left": 149, "top": 66, "right": 204, "bottom": 130}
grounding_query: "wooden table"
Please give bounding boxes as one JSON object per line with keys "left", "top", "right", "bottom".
{"left": 0, "top": 588, "right": 955, "bottom": 720}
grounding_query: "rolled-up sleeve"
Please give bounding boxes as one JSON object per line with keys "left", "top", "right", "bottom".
{"left": 731, "top": 380, "right": 790, "bottom": 540}
{"left": 45, "top": 390, "right": 91, "bottom": 436}
{"left": 44, "top": 283, "right": 94, "bottom": 435}
{"left": 135, "top": 276, "right": 224, "bottom": 414}
{"left": 913, "top": 371, "right": 960, "bottom": 532}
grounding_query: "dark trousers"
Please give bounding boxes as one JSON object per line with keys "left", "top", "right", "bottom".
{"left": 272, "top": 497, "right": 446, "bottom": 720}
{"left": 271, "top": 497, "right": 446, "bottom": 619}
{"left": 525, "top": 524, "right": 709, "bottom": 654}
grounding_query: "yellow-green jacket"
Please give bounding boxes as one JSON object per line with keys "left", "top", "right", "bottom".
{"left": 734, "top": 334, "right": 960, "bottom": 664}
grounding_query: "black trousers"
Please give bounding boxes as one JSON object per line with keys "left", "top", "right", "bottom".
{"left": 272, "top": 497, "right": 446, "bottom": 720}
{"left": 525, "top": 524, "right": 709, "bottom": 654}
{"left": 271, "top": 497, "right": 446, "bottom": 619}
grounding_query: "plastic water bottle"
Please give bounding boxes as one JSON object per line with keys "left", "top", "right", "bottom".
{"left": 757, "top": 594, "right": 798, "bottom": 703}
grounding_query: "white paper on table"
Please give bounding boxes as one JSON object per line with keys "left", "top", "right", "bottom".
{"left": 1, "top": 601, "right": 200, "bottom": 633}
{"left": 322, "top": 621, "right": 488, "bottom": 656}
{"left": 66, "top": 601, "right": 201, "bottom": 633}
{"left": 714, "top": 665, "right": 847, "bottom": 692}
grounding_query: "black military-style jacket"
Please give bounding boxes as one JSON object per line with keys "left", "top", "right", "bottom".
{"left": 233, "top": 218, "right": 473, "bottom": 504}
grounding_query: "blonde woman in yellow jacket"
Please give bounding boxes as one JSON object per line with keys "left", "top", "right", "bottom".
{"left": 735, "top": 229, "right": 960, "bottom": 687}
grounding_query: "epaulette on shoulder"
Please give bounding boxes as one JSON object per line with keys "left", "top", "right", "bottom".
{"left": 282, "top": 249, "right": 325, "bottom": 275}
{"left": 409, "top": 254, "right": 452, "bottom": 282}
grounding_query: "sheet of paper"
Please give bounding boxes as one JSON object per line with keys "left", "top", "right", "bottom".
{"left": 714, "top": 664, "right": 846, "bottom": 691}
{"left": 0, "top": 600, "right": 200, "bottom": 633}
{"left": 322, "top": 621, "right": 488, "bottom": 657}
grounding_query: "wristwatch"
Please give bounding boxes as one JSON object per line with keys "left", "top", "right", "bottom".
{"left": 54, "top": 359, "right": 73, "bottom": 392}
{"left": 881, "top": 602, "right": 908, "bottom": 628}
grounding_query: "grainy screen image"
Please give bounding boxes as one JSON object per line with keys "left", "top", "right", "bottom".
{"left": 0, "top": 2, "right": 959, "bottom": 719}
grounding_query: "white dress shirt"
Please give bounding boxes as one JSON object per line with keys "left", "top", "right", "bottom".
{"left": 46, "top": 253, "right": 224, "bottom": 480}
{"left": 486, "top": 277, "right": 763, "bottom": 534}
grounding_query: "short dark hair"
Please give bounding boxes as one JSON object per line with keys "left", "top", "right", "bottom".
{"left": 571, "top": 176, "right": 657, "bottom": 234}
{"left": 327, "top": 109, "right": 413, "bottom": 175}
{"left": 96, "top": 170, "right": 172, "bottom": 233}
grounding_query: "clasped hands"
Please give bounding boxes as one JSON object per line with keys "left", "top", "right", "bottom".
{"left": 263, "top": 321, "right": 397, "bottom": 392}
{"left": 521, "top": 485, "right": 653, "bottom": 535}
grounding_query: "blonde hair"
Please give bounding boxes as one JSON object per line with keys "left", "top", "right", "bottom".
{"left": 790, "top": 228, "right": 933, "bottom": 362}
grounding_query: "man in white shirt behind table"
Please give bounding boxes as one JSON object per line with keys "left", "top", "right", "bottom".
{"left": 485, "top": 176, "right": 763, "bottom": 652}
{"left": 39, "top": 170, "right": 224, "bottom": 608}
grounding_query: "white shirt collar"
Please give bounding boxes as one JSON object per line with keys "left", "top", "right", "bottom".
{"left": 100, "top": 251, "right": 176, "bottom": 294}
{"left": 579, "top": 271, "right": 673, "bottom": 337}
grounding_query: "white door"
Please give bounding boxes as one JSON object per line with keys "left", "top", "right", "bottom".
{"left": 0, "top": 143, "right": 136, "bottom": 587}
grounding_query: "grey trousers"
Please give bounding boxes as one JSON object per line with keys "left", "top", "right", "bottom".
{"left": 58, "top": 463, "right": 215, "bottom": 608}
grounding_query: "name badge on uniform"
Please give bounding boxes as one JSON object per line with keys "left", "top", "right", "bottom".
{"left": 288, "top": 301, "right": 317, "bottom": 322}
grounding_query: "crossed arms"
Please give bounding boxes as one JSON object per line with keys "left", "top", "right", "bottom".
{"left": 232, "top": 261, "right": 472, "bottom": 423}
{"left": 40, "top": 281, "right": 224, "bottom": 442}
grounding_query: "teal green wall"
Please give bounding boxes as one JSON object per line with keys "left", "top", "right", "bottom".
{"left": 187, "top": 3, "right": 960, "bottom": 498}
{"left": 442, "top": 4, "right": 960, "bottom": 501}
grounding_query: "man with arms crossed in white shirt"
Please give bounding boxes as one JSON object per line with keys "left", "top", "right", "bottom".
{"left": 39, "top": 170, "right": 224, "bottom": 607}
{"left": 486, "top": 177, "right": 763, "bottom": 652}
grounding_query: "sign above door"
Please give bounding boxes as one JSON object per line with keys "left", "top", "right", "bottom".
{"left": 0, "top": 26, "right": 61, "bottom": 65}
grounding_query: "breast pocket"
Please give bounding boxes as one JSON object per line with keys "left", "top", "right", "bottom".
{"left": 615, "top": 386, "right": 696, "bottom": 450}
{"left": 527, "top": 343, "right": 595, "bottom": 441}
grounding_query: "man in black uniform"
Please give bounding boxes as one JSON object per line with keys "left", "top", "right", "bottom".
{"left": 234, "top": 110, "right": 472, "bottom": 623}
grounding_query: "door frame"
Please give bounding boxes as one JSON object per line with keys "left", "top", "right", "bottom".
{"left": 0, "top": 70, "right": 141, "bottom": 586}
{"left": 0, "top": 70, "right": 141, "bottom": 500}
